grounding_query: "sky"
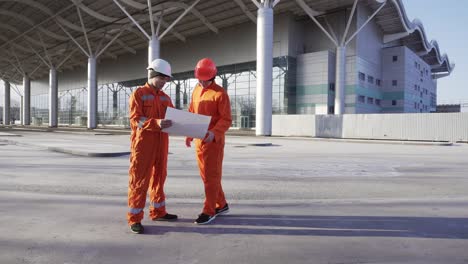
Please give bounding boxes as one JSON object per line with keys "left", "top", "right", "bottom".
{"left": 402, "top": 0, "right": 467, "bottom": 104}
{"left": 1, "top": 0, "right": 466, "bottom": 105}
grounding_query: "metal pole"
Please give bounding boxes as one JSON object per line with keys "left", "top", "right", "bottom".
{"left": 159, "top": 0, "right": 201, "bottom": 39}
{"left": 250, "top": 0, "right": 261, "bottom": 9}
{"left": 272, "top": 0, "right": 281, "bottom": 7}
{"left": 148, "top": 0, "right": 155, "bottom": 36}
{"left": 175, "top": 82, "right": 181, "bottom": 109}
{"left": 345, "top": 1, "right": 387, "bottom": 46}
{"left": 112, "top": 91, "right": 118, "bottom": 120}
{"left": 156, "top": 10, "right": 164, "bottom": 36}
{"left": 341, "top": 0, "right": 358, "bottom": 46}
{"left": 23, "top": 75, "right": 31, "bottom": 125}
{"left": 334, "top": 46, "right": 346, "bottom": 115}
{"left": 3, "top": 80, "right": 10, "bottom": 125}
{"left": 49, "top": 68, "right": 58, "bottom": 127}
{"left": 96, "top": 28, "right": 126, "bottom": 58}
{"left": 295, "top": 0, "right": 338, "bottom": 46}
{"left": 75, "top": 5, "right": 93, "bottom": 56}
{"left": 56, "top": 22, "right": 90, "bottom": 57}
{"left": 112, "top": 0, "right": 151, "bottom": 40}
{"left": 222, "top": 76, "right": 228, "bottom": 91}
{"left": 255, "top": 7, "right": 273, "bottom": 136}
{"left": 88, "top": 56, "right": 97, "bottom": 128}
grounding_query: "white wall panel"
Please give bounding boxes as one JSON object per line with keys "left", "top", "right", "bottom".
{"left": 315, "top": 115, "right": 343, "bottom": 138}
{"left": 272, "top": 114, "right": 316, "bottom": 136}
{"left": 272, "top": 113, "right": 468, "bottom": 142}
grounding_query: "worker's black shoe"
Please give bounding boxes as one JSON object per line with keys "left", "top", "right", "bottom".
{"left": 130, "top": 223, "right": 144, "bottom": 234}
{"left": 152, "top": 213, "right": 178, "bottom": 221}
{"left": 215, "top": 204, "right": 230, "bottom": 216}
{"left": 194, "top": 213, "right": 216, "bottom": 225}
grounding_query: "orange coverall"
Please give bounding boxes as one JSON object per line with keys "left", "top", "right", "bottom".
{"left": 189, "top": 81, "right": 232, "bottom": 216}
{"left": 127, "top": 83, "right": 173, "bottom": 225}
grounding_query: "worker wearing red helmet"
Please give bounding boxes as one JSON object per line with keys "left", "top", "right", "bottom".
{"left": 186, "top": 58, "right": 232, "bottom": 224}
{"left": 127, "top": 58, "right": 178, "bottom": 234}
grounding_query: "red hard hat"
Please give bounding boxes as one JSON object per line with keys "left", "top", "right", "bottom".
{"left": 194, "top": 58, "right": 217, "bottom": 81}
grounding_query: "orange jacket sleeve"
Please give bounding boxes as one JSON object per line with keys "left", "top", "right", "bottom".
{"left": 129, "top": 90, "right": 162, "bottom": 132}
{"left": 211, "top": 92, "right": 232, "bottom": 140}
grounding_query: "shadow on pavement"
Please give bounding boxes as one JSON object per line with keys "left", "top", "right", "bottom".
{"left": 142, "top": 214, "right": 468, "bottom": 239}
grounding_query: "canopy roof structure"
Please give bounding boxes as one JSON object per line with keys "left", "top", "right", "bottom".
{"left": 0, "top": 0, "right": 453, "bottom": 84}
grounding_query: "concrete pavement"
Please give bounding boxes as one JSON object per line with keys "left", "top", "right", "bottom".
{"left": 1, "top": 129, "right": 468, "bottom": 264}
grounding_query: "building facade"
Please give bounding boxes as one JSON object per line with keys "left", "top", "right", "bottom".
{"left": 0, "top": 1, "right": 453, "bottom": 130}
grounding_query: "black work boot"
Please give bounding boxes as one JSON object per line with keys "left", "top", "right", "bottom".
{"left": 130, "top": 223, "right": 144, "bottom": 234}
{"left": 215, "top": 204, "right": 230, "bottom": 216}
{"left": 152, "top": 213, "right": 178, "bottom": 221}
{"left": 194, "top": 213, "right": 216, "bottom": 225}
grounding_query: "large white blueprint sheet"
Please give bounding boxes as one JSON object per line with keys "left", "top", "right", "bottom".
{"left": 162, "top": 107, "right": 211, "bottom": 139}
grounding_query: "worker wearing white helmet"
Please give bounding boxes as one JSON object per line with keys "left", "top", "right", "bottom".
{"left": 127, "top": 58, "right": 177, "bottom": 234}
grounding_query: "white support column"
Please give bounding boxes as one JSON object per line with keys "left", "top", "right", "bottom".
{"left": 88, "top": 56, "right": 97, "bottom": 129}
{"left": 20, "top": 96, "right": 23, "bottom": 125}
{"left": 23, "top": 75, "right": 31, "bottom": 125}
{"left": 255, "top": 6, "right": 273, "bottom": 136}
{"left": 3, "top": 80, "right": 10, "bottom": 125}
{"left": 148, "top": 34, "right": 160, "bottom": 66}
{"left": 49, "top": 68, "right": 58, "bottom": 127}
{"left": 335, "top": 46, "right": 346, "bottom": 115}
{"left": 57, "top": 7, "right": 131, "bottom": 129}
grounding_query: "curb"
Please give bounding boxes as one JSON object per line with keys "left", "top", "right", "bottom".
{"left": 46, "top": 147, "right": 130, "bottom": 157}
{"left": 0, "top": 139, "right": 130, "bottom": 157}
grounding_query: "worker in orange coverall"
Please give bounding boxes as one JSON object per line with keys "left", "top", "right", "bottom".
{"left": 186, "top": 58, "right": 232, "bottom": 225}
{"left": 127, "top": 58, "right": 178, "bottom": 234}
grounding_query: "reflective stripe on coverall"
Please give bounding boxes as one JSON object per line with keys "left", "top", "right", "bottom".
{"left": 189, "top": 81, "right": 232, "bottom": 216}
{"left": 127, "top": 83, "right": 173, "bottom": 225}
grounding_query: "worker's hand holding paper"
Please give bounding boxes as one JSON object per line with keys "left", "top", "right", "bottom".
{"left": 162, "top": 107, "right": 211, "bottom": 139}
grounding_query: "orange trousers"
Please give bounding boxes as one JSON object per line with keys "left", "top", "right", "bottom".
{"left": 195, "top": 139, "right": 227, "bottom": 216}
{"left": 127, "top": 130, "right": 168, "bottom": 225}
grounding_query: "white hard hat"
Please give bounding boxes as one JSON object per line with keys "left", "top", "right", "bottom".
{"left": 147, "top": 58, "right": 172, "bottom": 77}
